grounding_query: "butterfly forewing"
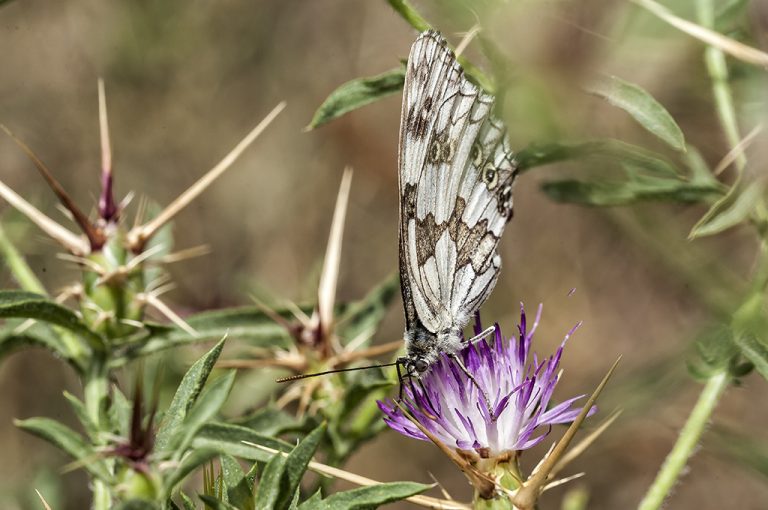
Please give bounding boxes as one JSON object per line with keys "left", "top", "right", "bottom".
{"left": 398, "top": 31, "right": 518, "bottom": 366}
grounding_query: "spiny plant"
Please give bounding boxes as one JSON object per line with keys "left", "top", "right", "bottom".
{"left": 1, "top": 0, "right": 767, "bottom": 509}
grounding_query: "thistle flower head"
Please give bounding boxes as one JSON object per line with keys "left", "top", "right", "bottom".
{"left": 378, "top": 304, "right": 595, "bottom": 459}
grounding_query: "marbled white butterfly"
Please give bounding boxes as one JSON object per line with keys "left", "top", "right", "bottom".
{"left": 398, "top": 31, "right": 518, "bottom": 379}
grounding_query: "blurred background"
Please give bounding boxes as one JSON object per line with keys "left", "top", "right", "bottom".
{"left": 0, "top": 0, "right": 767, "bottom": 508}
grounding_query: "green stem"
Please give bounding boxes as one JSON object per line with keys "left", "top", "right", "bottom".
{"left": 697, "top": 0, "right": 745, "bottom": 172}
{"left": 0, "top": 221, "right": 89, "bottom": 365}
{"left": 84, "top": 352, "right": 114, "bottom": 509}
{"left": 92, "top": 480, "right": 112, "bottom": 510}
{"left": 637, "top": 371, "right": 729, "bottom": 510}
{"left": 0, "top": 222, "right": 46, "bottom": 294}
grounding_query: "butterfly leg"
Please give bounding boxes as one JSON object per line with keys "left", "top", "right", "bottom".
{"left": 449, "top": 353, "right": 497, "bottom": 421}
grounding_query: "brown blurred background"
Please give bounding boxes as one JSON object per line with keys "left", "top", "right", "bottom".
{"left": 0, "top": 0, "right": 767, "bottom": 508}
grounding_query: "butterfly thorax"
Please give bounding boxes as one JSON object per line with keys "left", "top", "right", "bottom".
{"left": 404, "top": 324, "right": 463, "bottom": 376}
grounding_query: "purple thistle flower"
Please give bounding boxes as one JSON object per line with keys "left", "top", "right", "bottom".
{"left": 378, "top": 303, "right": 596, "bottom": 458}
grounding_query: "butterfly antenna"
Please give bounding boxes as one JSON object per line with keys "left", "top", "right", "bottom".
{"left": 275, "top": 361, "right": 399, "bottom": 383}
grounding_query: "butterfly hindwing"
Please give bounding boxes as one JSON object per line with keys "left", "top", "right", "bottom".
{"left": 398, "top": 31, "right": 517, "bottom": 338}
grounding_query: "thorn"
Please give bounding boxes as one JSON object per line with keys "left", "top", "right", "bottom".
{"left": 0, "top": 124, "right": 105, "bottom": 250}
{"left": 98, "top": 79, "right": 118, "bottom": 222}
{"left": 513, "top": 357, "right": 621, "bottom": 510}
{"left": 455, "top": 24, "right": 481, "bottom": 57}
{"left": 127, "top": 101, "right": 286, "bottom": 251}
{"left": 141, "top": 292, "right": 197, "bottom": 336}
{"left": 550, "top": 409, "right": 622, "bottom": 478}
{"left": 0, "top": 178, "right": 88, "bottom": 254}
{"left": 316, "top": 167, "right": 353, "bottom": 351}
{"left": 713, "top": 123, "right": 763, "bottom": 176}
{"left": 35, "top": 489, "right": 53, "bottom": 510}
{"left": 156, "top": 244, "right": 211, "bottom": 264}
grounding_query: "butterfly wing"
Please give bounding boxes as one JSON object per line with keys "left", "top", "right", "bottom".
{"left": 398, "top": 31, "right": 518, "bottom": 336}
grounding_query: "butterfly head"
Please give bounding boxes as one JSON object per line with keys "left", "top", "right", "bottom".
{"left": 403, "top": 326, "right": 463, "bottom": 377}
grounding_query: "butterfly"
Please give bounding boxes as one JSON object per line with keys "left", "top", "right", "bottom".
{"left": 398, "top": 31, "right": 518, "bottom": 379}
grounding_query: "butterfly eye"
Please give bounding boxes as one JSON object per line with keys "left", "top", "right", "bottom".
{"left": 482, "top": 163, "right": 499, "bottom": 190}
{"left": 471, "top": 142, "right": 484, "bottom": 166}
{"left": 414, "top": 359, "right": 429, "bottom": 373}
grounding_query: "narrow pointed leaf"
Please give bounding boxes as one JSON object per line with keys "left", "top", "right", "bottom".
{"left": 169, "top": 370, "right": 237, "bottom": 458}
{"left": 689, "top": 180, "right": 764, "bottom": 238}
{"left": 541, "top": 178, "right": 720, "bottom": 206}
{"left": 116, "top": 306, "right": 299, "bottom": 363}
{"left": 0, "top": 326, "right": 81, "bottom": 370}
{"left": 155, "top": 338, "right": 225, "bottom": 451}
{"left": 221, "top": 454, "right": 254, "bottom": 510}
{"left": 279, "top": 426, "right": 325, "bottom": 509}
{"left": 517, "top": 139, "right": 681, "bottom": 176}
{"left": 587, "top": 75, "right": 686, "bottom": 151}
{"left": 307, "top": 67, "right": 405, "bottom": 130}
{"left": 300, "top": 482, "right": 431, "bottom": 510}
{"left": 253, "top": 451, "right": 287, "bottom": 510}
{"left": 733, "top": 335, "right": 768, "bottom": 380}
{"left": 15, "top": 417, "right": 111, "bottom": 481}
{"left": 198, "top": 495, "right": 238, "bottom": 510}
{"left": 192, "top": 422, "right": 293, "bottom": 461}
{"left": 255, "top": 426, "right": 325, "bottom": 510}
{"left": 0, "top": 291, "right": 102, "bottom": 349}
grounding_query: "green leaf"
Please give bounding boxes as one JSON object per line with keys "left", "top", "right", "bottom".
{"left": 386, "top": 0, "right": 430, "bottom": 31}
{"left": 541, "top": 177, "right": 720, "bottom": 206}
{"left": 0, "top": 291, "right": 102, "bottom": 349}
{"left": 278, "top": 426, "right": 325, "bottom": 509}
{"left": 336, "top": 272, "right": 399, "bottom": 347}
{"left": 587, "top": 75, "right": 686, "bottom": 151}
{"left": 732, "top": 334, "right": 768, "bottom": 380}
{"left": 169, "top": 370, "right": 237, "bottom": 459}
{"left": 220, "top": 454, "right": 254, "bottom": 510}
{"left": 517, "top": 139, "right": 681, "bottom": 176}
{"left": 307, "top": 67, "right": 405, "bottom": 130}
{"left": 254, "top": 451, "right": 287, "bottom": 510}
{"left": 689, "top": 180, "right": 764, "bottom": 238}
{"left": 155, "top": 338, "right": 226, "bottom": 452}
{"left": 299, "top": 482, "right": 431, "bottom": 510}
{"left": 113, "top": 501, "right": 157, "bottom": 510}
{"left": 15, "top": 417, "right": 111, "bottom": 481}
{"left": 164, "top": 448, "right": 219, "bottom": 495}
{"left": 198, "top": 494, "right": 238, "bottom": 510}
{"left": 180, "top": 491, "right": 196, "bottom": 510}
{"left": 192, "top": 422, "right": 292, "bottom": 462}
{"left": 234, "top": 407, "right": 303, "bottom": 437}
{"left": 0, "top": 324, "right": 82, "bottom": 371}
{"left": 109, "top": 385, "right": 133, "bottom": 438}
{"left": 255, "top": 425, "right": 325, "bottom": 510}
{"left": 62, "top": 391, "right": 99, "bottom": 440}
{"left": 116, "top": 307, "right": 294, "bottom": 363}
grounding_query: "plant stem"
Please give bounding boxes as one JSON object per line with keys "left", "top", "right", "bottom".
{"left": 84, "top": 352, "right": 114, "bottom": 509}
{"left": 0, "top": 221, "right": 89, "bottom": 364}
{"left": 637, "top": 370, "right": 729, "bottom": 510}
{"left": 696, "top": 0, "right": 746, "bottom": 172}
{"left": 0, "top": 222, "right": 46, "bottom": 294}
